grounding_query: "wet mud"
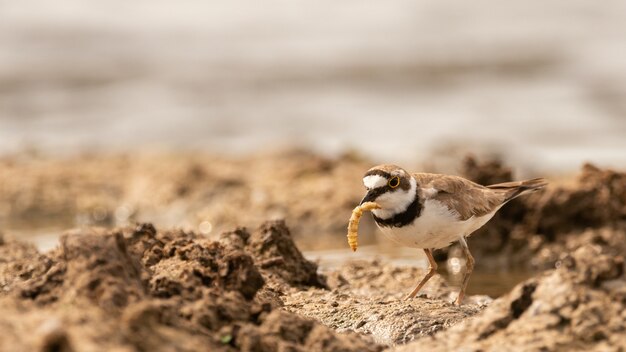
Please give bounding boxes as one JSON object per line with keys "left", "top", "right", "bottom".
{"left": 1, "top": 151, "right": 625, "bottom": 350}
{"left": 396, "top": 245, "right": 626, "bottom": 351}
{"left": 3, "top": 219, "right": 624, "bottom": 351}
{"left": 0, "top": 222, "right": 380, "bottom": 352}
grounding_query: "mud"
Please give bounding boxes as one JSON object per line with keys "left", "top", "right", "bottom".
{"left": 224, "top": 221, "right": 326, "bottom": 289}
{"left": 1, "top": 219, "right": 625, "bottom": 351}
{"left": 0, "top": 222, "right": 379, "bottom": 352}
{"left": 284, "top": 260, "right": 489, "bottom": 346}
{"left": 4, "top": 222, "right": 624, "bottom": 352}
{"left": 2, "top": 151, "right": 626, "bottom": 350}
{"left": 397, "top": 245, "right": 626, "bottom": 351}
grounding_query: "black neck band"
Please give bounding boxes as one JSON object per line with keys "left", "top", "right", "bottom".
{"left": 373, "top": 188, "right": 422, "bottom": 228}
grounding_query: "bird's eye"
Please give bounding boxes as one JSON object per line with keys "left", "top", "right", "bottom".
{"left": 388, "top": 176, "right": 400, "bottom": 188}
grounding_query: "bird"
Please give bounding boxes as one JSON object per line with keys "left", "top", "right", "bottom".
{"left": 359, "top": 164, "right": 547, "bottom": 305}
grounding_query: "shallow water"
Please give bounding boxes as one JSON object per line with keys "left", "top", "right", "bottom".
{"left": 305, "top": 246, "right": 534, "bottom": 298}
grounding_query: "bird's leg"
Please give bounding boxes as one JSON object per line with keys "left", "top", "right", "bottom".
{"left": 455, "top": 237, "right": 475, "bottom": 305}
{"left": 405, "top": 248, "right": 438, "bottom": 300}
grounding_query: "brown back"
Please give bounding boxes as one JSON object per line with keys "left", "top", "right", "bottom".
{"left": 413, "top": 173, "right": 544, "bottom": 220}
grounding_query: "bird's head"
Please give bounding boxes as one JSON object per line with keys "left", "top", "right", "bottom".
{"left": 360, "top": 165, "right": 417, "bottom": 219}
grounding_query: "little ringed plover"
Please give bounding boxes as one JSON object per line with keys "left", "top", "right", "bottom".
{"left": 359, "top": 164, "right": 547, "bottom": 305}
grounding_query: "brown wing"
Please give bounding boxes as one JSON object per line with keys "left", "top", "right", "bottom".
{"left": 486, "top": 178, "right": 548, "bottom": 202}
{"left": 413, "top": 173, "right": 508, "bottom": 220}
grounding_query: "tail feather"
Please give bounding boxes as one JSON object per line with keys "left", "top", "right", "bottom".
{"left": 487, "top": 177, "right": 548, "bottom": 201}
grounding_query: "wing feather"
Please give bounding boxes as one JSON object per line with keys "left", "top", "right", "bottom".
{"left": 413, "top": 173, "right": 507, "bottom": 220}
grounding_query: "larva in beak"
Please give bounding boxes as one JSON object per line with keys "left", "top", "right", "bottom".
{"left": 347, "top": 202, "right": 381, "bottom": 251}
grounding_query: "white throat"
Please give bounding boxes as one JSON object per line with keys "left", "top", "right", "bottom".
{"left": 372, "top": 177, "right": 417, "bottom": 219}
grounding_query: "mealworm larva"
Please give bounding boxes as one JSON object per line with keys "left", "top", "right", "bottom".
{"left": 347, "top": 202, "right": 381, "bottom": 252}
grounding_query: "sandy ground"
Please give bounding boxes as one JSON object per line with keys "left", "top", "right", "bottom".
{"left": 1, "top": 151, "right": 625, "bottom": 351}
{"left": 1, "top": 221, "right": 624, "bottom": 351}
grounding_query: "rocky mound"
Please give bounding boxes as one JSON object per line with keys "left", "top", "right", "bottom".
{"left": 397, "top": 245, "right": 626, "bottom": 351}
{"left": 2, "top": 219, "right": 625, "bottom": 351}
{"left": 0, "top": 222, "right": 380, "bottom": 352}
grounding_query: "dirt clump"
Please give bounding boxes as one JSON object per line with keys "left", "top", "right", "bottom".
{"left": 0, "top": 238, "right": 53, "bottom": 297}
{"left": 522, "top": 163, "right": 626, "bottom": 269}
{"left": 220, "top": 220, "right": 326, "bottom": 289}
{"left": 0, "top": 222, "right": 380, "bottom": 352}
{"left": 531, "top": 163, "right": 626, "bottom": 236}
{"left": 397, "top": 245, "right": 626, "bottom": 351}
{"left": 458, "top": 158, "right": 626, "bottom": 269}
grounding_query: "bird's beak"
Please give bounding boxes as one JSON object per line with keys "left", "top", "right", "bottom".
{"left": 360, "top": 190, "right": 377, "bottom": 205}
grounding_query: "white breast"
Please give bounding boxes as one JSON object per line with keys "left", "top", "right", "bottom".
{"left": 376, "top": 199, "right": 499, "bottom": 249}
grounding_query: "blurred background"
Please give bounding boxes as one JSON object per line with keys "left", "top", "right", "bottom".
{"left": 1, "top": 0, "right": 626, "bottom": 296}
{"left": 2, "top": 0, "right": 625, "bottom": 171}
